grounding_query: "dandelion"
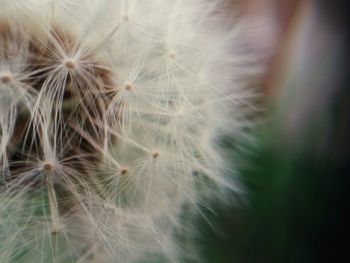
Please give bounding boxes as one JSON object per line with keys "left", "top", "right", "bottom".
{"left": 0, "top": 0, "right": 263, "bottom": 262}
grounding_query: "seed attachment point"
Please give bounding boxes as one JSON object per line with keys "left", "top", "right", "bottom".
{"left": 43, "top": 162, "right": 54, "bottom": 172}
{"left": 152, "top": 152, "right": 160, "bottom": 159}
{"left": 0, "top": 73, "right": 13, "bottom": 84}
{"left": 120, "top": 168, "right": 128, "bottom": 175}
{"left": 64, "top": 59, "right": 76, "bottom": 70}
{"left": 125, "top": 81, "right": 133, "bottom": 91}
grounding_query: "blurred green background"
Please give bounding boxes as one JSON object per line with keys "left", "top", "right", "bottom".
{"left": 195, "top": 102, "right": 349, "bottom": 263}
{"left": 192, "top": 1, "right": 350, "bottom": 261}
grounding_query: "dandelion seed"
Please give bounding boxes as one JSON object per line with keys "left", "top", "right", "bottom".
{"left": 43, "top": 162, "right": 54, "bottom": 172}
{"left": 0, "top": 73, "right": 13, "bottom": 84}
{"left": 120, "top": 167, "right": 128, "bottom": 176}
{"left": 123, "top": 15, "right": 130, "bottom": 22}
{"left": 64, "top": 59, "right": 76, "bottom": 70}
{"left": 152, "top": 152, "right": 160, "bottom": 159}
{"left": 124, "top": 81, "right": 133, "bottom": 91}
{"left": 169, "top": 52, "right": 176, "bottom": 59}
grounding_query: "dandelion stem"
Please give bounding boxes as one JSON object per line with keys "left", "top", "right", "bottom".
{"left": 46, "top": 178, "right": 60, "bottom": 234}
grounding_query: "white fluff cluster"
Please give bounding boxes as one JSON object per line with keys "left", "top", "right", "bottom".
{"left": 0, "top": 1, "right": 260, "bottom": 262}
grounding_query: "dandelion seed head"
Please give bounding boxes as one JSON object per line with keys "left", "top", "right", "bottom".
{"left": 0, "top": 0, "right": 267, "bottom": 262}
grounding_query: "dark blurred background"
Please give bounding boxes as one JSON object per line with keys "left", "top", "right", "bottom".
{"left": 194, "top": 1, "right": 350, "bottom": 262}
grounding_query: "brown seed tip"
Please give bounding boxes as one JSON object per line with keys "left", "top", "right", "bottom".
{"left": 120, "top": 168, "right": 128, "bottom": 175}
{"left": 123, "top": 15, "right": 129, "bottom": 22}
{"left": 43, "top": 162, "right": 54, "bottom": 172}
{"left": 1, "top": 74, "right": 12, "bottom": 84}
{"left": 64, "top": 59, "right": 76, "bottom": 70}
{"left": 50, "top": 223, "right": 63, "bottom": 235}
{"left": 169, "top": 52, "right": 176, "bottom": 59}
{"left": 125, "top": 82, "right": 133, "bottom": 91}
{"left": 51, "top": 227, "right": 61, "bottom": 235}
{"left": 192, "top": 170, "right": 200, "bottom": 176}
{"left": 152, "top": 152, "right": 160, "bottom": 159}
